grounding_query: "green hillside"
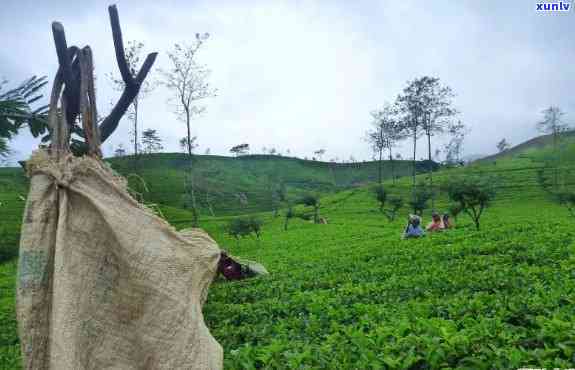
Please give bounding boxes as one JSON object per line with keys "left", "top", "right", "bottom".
{"left": 108, "top": 153, "right": 428, "bottom": 215}
{"left": 477, "top": 129, "right": 575, "bottom": 163}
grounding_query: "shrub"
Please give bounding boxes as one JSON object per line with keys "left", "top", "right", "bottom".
{"left": 448, "top": 203, "right": 463, "bottom": 222}
{"left": 300, "top": 194, "right": 320, "bottom": 224}
{"left": 408, "top": 183, "right": 432, "bottom": 216}
{"left": 555, "top": 191, "right": 575, "bottom": 217}
{"left": 445, "top": 176, "right": 497, "bottom": 230}
{"left": 227, "top": 216, "right": 264, "bottom": 239}
{"left": 373, "top": 185, "right": 387, "bottom": 212}
{"left": 284, "top": 204, "right": 294, "bottom": 231}
{"left": 385, "top": 196, "right": 403, "bottom": 221}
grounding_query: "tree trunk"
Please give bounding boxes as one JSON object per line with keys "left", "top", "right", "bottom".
{"left": 427, "top": 132, "right": 435, "bottom": 211}
{"left": 553, "top": 130, "right": 559, "bottom": 190}
{"left": 378, "top": 148, "right": 383, "bottom": 184}
{"left": 412, "top": 127, "right": 417, "bottom": 210}
{"left": 186, "top": 109, "right": 192, "bottom": 157}
{"left": 389, "top": 147, "right": 395, "bottom": 185}
{"left": 184, "top": 106, "right": 199, "bottom": 227}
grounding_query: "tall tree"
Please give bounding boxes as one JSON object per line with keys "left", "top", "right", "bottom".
{"left": 397, "top": 77, "right": 456, "bottom": 210}
{"left": 444, "top": 120, "right": 467, "bottom": 165}
{"left": 537, "top": 106, "right": 569, "bottom": 147}
{"left": 419, "top": 77, "right": 457, "bottom": 210}
{"left": 395, "top": 80, "right": 426, "bottom": 200}
{"left": 496, "top": 138, "right": 511, "bottom": 153}
{"left": 107, "top": 40, "right": 155, "bottom": 163}
{"left": 159, "top": 33, "right": 216, "bottom": 226}
{"left": 141, "top": 128, "right": 163, "bottom": 154}
{"left": 159, "top": 34, "right": 216, "bottom": 157}
{"left": 537, "top": 106, "right": 570, "bottom": 189}
{"left": 366, "top": 103, "right": 405, "bottom": 184}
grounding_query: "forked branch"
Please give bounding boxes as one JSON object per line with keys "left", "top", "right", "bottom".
{"left": 99, "top": 5, "right": 158, "bottom": 142}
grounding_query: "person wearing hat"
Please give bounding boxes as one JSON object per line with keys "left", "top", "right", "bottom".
{"left": 426, "top": 212, "right": 445, "bottom": 232}
{"left": 403, "top": 214, "right": 425, "bottom": 239}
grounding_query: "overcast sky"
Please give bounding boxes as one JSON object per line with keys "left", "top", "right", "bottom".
{"left": 1, "top": 0, "right": 574, "bottom": 163}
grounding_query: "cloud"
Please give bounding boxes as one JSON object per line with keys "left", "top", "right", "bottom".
{"left": 1, "top": 0, "right": 574, "bottom": 162}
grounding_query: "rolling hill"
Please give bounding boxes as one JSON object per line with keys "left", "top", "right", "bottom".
{"left": 107, "top": 153, "right": 430, "bottom": 215}
{"left": 476, "top": 129, "right": 575, "bottom": 163}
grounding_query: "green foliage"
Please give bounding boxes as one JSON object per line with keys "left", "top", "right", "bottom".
{"left": 373, "top": 185, "right": 402, "bottom": 221}
{"left": 445, "top": 176, "right": 496, "bottom": 230}
{"left": 284, "top": 204, "right": 294, "bottom": 231}
{"left": 227, "top": 217, "right": 264, "bottom": 239}
{"left": 300, "top": 194, "right": 320, "bottom": 224}
{"left": 373, "top": 185, "right": 387, "bottom": 212}
{"left": 555, "top": 191, "right": 575, "bottom": 217}
{"left": 408, "top": 183, "right": 432, "bottom": 215}
{"left": 141, "top": 129, "right": 163, "bottom": 154}
{"left": 202, "top": 202, "right": 575, "bottom": 369}
{"left": 0, "top": 76, "right": 48, "bottom": 156}
{"left": 448, "top": 202, "right": 464, "bottom": 221}
{"left": 385, "top": 195, "right": 403, "bottom": 221}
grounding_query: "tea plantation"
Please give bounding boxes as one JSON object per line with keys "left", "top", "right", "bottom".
{"left": 1, "top": 145, "right": 575, "bottom": 369}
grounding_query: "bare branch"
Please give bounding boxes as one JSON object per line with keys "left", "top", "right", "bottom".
{"left": 108, "top": 5, "right": 134, "bottom": 87}
{"left": 99, "top": 5, "right": 158, "bottom": 142}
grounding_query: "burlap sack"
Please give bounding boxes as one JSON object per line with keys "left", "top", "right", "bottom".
{"left": 17, "top": 150, "right": 223, "bottom": 369}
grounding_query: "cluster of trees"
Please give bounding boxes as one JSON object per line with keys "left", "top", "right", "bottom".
{"left": 366, "top": 76, "right": 462, "bottom": 212}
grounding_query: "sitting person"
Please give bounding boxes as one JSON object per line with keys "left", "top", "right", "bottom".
{"left": 217, "top": 251, "right": 244, "bottom": 280}
{"left": 442, "top": 213, "right": 453, "bottom": 229}
{"left": 426, "top": 212, "right": 444, "bottom": 232}
{"left": 217, "top": 251, "right": 269, "bottom": 281}
{"left": 403, "top": 215, "right": 424, "bottom": 239}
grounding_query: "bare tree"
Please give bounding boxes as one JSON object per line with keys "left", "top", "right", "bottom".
{"left": 537, "top": 106, "right": 570, "bottom": 189}
{"left": 496, "top": 138, "right": 511, "bottom": 153}
{"left": 159, "top": 33, "right": 215, "bottom": 226}
{"left": 107, "top": 40, "right": 155, "bottom": 162}
{"left": 366, "top": 103, "right": 405, "bottom": 184}
{"left": 159, "top": 34, "right": 216, "bottom": 157}
{"left": 444, "top": 120, "right": 467, "bottom": 165}
{"left": 537, "top": 106, "right": 569, "bottom": 148}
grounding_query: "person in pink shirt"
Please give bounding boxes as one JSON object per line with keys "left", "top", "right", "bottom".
{"left": 426, "top": 212, "right": 444, "bottom": 232}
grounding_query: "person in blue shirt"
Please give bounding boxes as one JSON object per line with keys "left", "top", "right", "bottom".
{"left": 403, "top": 214, "right": 425, "bottom": 239}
